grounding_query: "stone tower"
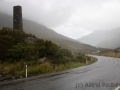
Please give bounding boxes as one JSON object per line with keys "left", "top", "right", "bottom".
{"left": 13, "top": 5, "right": 23, "bottom": 30}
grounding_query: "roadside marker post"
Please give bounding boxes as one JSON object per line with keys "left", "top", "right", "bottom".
{"left": 26, "top": 65, "right": 27, "bottom": 78}
{"left": 86, "top": 59, "right": 88, "bottom": 64}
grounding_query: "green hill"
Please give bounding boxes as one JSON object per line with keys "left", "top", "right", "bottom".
{"left": 0, "top": 28, "right": 74, "bottom": 62}
{"left": 0, "top": 28, "right": 96, "bottom": 80}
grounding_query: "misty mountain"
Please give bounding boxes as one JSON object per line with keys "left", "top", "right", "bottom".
{"left": 78, "top": 27, "right": 120, "bottom": 49}
{"left": 0, "top": 12, "right": 97, "bottom": 53}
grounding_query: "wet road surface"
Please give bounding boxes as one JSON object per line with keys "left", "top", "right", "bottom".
{"left": 0, "top": 56, "right": 120, "bottom": 90}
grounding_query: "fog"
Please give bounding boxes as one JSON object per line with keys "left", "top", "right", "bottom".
{"left": 0, "top": 0, "right": 120, "bottom": 39}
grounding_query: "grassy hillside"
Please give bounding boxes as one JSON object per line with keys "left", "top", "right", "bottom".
{"left": 0, "top": 12, "right": 97, "bottom": 53}
{"left": 99, "top": 48, "right": 120, "bottom": 58}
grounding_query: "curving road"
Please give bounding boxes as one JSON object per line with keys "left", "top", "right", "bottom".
{"left": 1, "top": 56, "right": 120, "bottom": 90}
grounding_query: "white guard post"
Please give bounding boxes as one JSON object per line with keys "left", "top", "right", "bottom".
{"left": 26, "top": 65, "right": 27, "bottom": 78}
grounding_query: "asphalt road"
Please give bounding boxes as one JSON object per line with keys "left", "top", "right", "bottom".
{"left": 1, "top": 56, "right": 120, "bottom": 90}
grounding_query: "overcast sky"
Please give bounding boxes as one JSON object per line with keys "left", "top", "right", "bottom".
{"left": 0, "top": 0, "right": 120, "bottom": 39}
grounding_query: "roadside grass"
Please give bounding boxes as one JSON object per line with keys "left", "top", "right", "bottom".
{"left": 55, "top": 62, "right": 85, "bottom": 72}
{"left": 0, "top": 58, "right": 96, "bottom": 79}
{"left": 87, "top": 57, "right": 97, "bottom": 65}
{"left": 99, "top": 53, "right": 120, "bottom": 58}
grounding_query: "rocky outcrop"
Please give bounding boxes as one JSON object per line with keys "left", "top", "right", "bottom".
{"left": 25, "top": 37, "right": 36, "bottom": 43}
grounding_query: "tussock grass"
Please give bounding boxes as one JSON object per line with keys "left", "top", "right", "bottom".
{"left": 0, "top": 58, "right": 95, "bottom": 79}
{"left": 28, "top": 62, "right": 53, "bottom": 76}
{"left": 56, "top": 62, "right": 85, "bottom": 72}
{"left": 0, "top": 61, "right": 85, "bottom": 77}
{"left": 100, "top": 53, "right": 120, "bottom": 58}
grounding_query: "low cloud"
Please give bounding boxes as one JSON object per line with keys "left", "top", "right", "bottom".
{"left": 0, "top": 0, "right": 120, "bottom": 39}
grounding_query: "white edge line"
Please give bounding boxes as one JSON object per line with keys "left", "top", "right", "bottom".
{"left": 115, "top": 86, "right": 120, "bottom": 90}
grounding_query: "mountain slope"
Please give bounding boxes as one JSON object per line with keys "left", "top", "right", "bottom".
{"left": 78, "top": 27, "right": 120, "bottom": 49}
{"left": 77, "top": 30, "right": 106, "bottom": 46}
{"left": 0, "top": 12, "right": 97, "bottom": 53}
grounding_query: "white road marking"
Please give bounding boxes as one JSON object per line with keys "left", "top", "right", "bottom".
{"left": 115, "top": 86, "right": 120, "bottom": 90}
